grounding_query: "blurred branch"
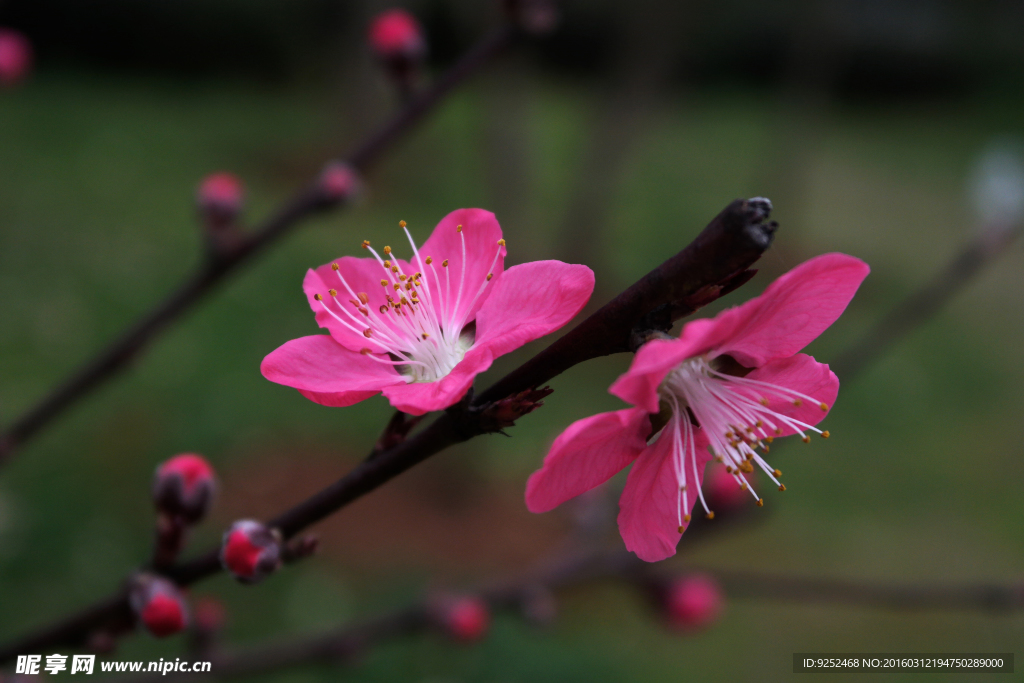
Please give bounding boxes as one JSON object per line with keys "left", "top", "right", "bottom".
{"left": 117, "top": 548, "right": 1024, "bottom": 682}
{"left": 0, "top": 23, "right": 520, "bottom": 468}
{"left": 832, "top": 221, "right": 1023, "bottom": 379}
{"left": 0, "top": 197, "right": 777, "bottom": 663}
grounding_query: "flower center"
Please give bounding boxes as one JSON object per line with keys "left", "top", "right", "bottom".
{"left": 312, "top": 221, "right": 504, "bottom": 383}
{"left": 656, "top": 356, "right": 830, "bottom": 531}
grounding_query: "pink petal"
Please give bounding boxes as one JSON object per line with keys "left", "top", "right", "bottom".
{"left": 609, "top": 332, "right": 715, "bottom": 413}
{"left": 474, "top": 260, "right": 595, "bottom": 360}
{"left": 260, "top": 335, "right": 405, "bottom": 408}
{"left": 743, "top": 353, "right": 838, "bottom": 437}
{"left": 617, "top": 420, "right": 711, "bottom": 562}
{"left": 417, "top": 209, "right": 506, "bottom": 328}
{"left": 380, "top": 345, "right": 494, "bottom": 415}
{"left": 712, "top": 253, "right": 870, "bottom": 367}
{"left": 303, "top": 255, "right": 415, "bottom": 353}
{"left": 525, "top": 408, "right": 650, "bottom": 514}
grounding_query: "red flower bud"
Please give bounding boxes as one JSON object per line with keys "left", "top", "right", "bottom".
{"left": 196, "top": 171, "right": 245, "bottom": 230}
{"left": 664, "top": 574, "right": 723, "bottom": 631}
{"left": 440, "top": 596, "right": 490, "bottom": 642}
{"left": 152, "top": 453, "right": 216, "bottom": 524}
{"left": 319, "top": 162, "right": 361, "bottom": 203}
{"left": 220, "top": 520, "right": 282, "bottom": 584}
{"left": 130, "top": 574, "right": 189, "bottom": 638}
{"left": 0, "top": 29, "right": 32, "bottom": 86}
{"left": 368, "top": 9, "right": 426, "bottom": 62}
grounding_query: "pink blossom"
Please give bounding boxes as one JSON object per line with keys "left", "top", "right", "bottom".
{"left": 664, "top": 574, "right": 723, "bottom": 630}
{"left": 440, "top": 596, "right": 490, "bottom": 642}
{"left": 196, "top": 172, "right": 244, "bottom": 216}
{"left": 262, "top": 209, "right": 594, "bottom": 415}
{"left": 526, "top": 254, "right": 869, "bottom": 562}
{"left": 0, "top": 29, "right": 31, "bottom": 86}
{"left": 368, "top": 9, "right": 426, "bottom": 61}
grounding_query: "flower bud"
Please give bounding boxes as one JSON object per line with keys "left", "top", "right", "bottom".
{"left": 368, "top": 9, "right": 426, "bottom": 63}
{"left": 318, "top": 162, "right": 361, "bottom": 203}
{"left": 439, "top": 596, "right": 490, "bottom": 642}
{"left": 153, "top": 453, "right": 216, "bottom": 524}
{"left": 197, "top": 172, "right": 245, "bottom": 225}
{"left": 129, "top": 574, "right": 189, "bottom": 638}
{"left": 220, "top": 520, "right": 282, "bottom": 584}
{"left": 663, "top": 574, "right": 723, "bottom": 631}
{"left": 0, "top": 29, "right": 32, "bottom": 86}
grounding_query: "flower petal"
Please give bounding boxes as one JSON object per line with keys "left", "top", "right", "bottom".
{"left": 380, "top": 344, "right": 494, "bottom": 415}
{"left": 712, "top": 253, "right": 870, "bottom": 367}
{"left": 260, "top": 334, "right": 405, "bottom": 408}
{"left": 474, "top": 260, "right": 595, "bottom": 360}
{"left": 525, "top": 407, "right": 649, "bottom": 514}
{"left": 617, "top": 419, "right": 710, "bottom": 563}
{"left": 609, "top": 333, "right": 714, "bottom": 413}
{"left": 417, "top": 208, "right": 505, "bottom": 329}
{"left": 303, "top": 255, "right": 415, "bottom": 353}
{"left": 742, "top": 353, "right": 838, "bottom": 437}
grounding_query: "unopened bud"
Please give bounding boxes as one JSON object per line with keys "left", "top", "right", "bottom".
{"left": 220, "top": 520, "right": 282, "bottom": 584}
{"left": 368, "top": 9, "right": 426, "bottom": 63}
{"left": 438, "top": 596, "right": 490, "bottom": 642}
{"left": 196, "top": 172, "right": 245, "bottom": 225}
{"left": 0, "top": 29, "right": 32, "bottom": 86}
{"left": 152, "top": 453, "right": 216, "bottom": 524}
{"left": 129, "top": 574, "right": 189, "bottom": 638}
{"left": 663, "top": 574, "right": 723, "bottom": 631}
{"left": 319, "top": 162, "right": 361, "bottom": 203}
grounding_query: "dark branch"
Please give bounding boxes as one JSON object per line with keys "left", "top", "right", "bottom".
{"left": 0, "top": 25, "right": 519, "bottom": 467}
{"left": 0, "top": 197, "right": 776, "bottom": 663}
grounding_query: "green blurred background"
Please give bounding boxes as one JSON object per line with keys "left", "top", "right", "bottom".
{"left": 1, "top": 0, "right": 1023, "bottom": 680}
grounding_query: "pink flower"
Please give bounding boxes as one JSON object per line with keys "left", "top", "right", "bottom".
{"left": 0, "top": 29, "right": 31, "bottom": 86}
{"left": 368, "top": 9, "right": 426, "bottom": 61}
{"left": 262, "top": 209, "right": 594, "bottom": 416}
{"left": 663, "top": 574, "right": 723, "bottom": 631}
{"left": 525, "top": 254, "right": 869, "bottom": 562}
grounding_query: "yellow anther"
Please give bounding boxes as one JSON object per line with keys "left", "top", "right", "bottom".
{"left": 778, "top": 484, "right": 787, "bottom": 492}
{"left": 391, "top": 266, "right": 398, "bottom": 274}
{"left": 774, "top": 428, "right": 782, "bottom": 436}
{"left": 361, "top": 240, "right": 370, "bottom": 249}
{"left": 379, "top": 304, "right": 388, "bottom": 314}
{"left": 384, "top": 260, "right": 391, "bottom": 268}
{"left": 705, "top": 511, "right": 715, "bottom": 520}
{"left": 802, "top": 435, "right": 811, "bottom": 443}
{"left": 399, "top": 220, "right": 407, "bottom": 228}
{"left": 421, "top": 333, "right": 429, "bottom": 340}
{"left": 393, "top": 283, "right": 400, "bottom": 290}
{"left": 362, "top": 328, "right": 372, "bottom": 338}
{"left": 331, "top": 262, "right": 340, "bottom": 271}
{"left": 399, "top": 274, "right": 407, "bottom": 281}
{"left": 819, "top": 402, "right": 829, "bottom": 411}
{"left": 821, "top": 430, "right": 830, "bottom": 439}
{"left": 313, "top": 293, "right": 322, "bottom": 301}
{"left": 486, "top": 273, "right": 493, "bottom": 281}
{"left": 766, "top": 436, "right": 774, "bottom": 443}
{"left": 773, "top": 469, "right": 782, "bottom": 477}
{"left": 328, "top": 289, "right": 337, "bottom": 297}
{"left": 497, "top": 238, "right": 506, "bottom": 246}
{"left": 793, "top": 399, "right": 803, "bottom": 407}
{"left": 456, "top": 224, "right": 463, "bottom": 233}
{"left": 360, "top": 348, "right": 371, "bottom": 355}
{"left": 756, "top": 498, "right": 764, "bottom": 507}
{"left": 400, "top": 297, "right": 409, "bottom": 305}
{"left": 426, "top": 256, "right": 433, "bottom": 264}
{"left": 759, "top": 397, "right": 769, "bottom": 406}
{"left": 677, "top": 525, "right": 686, "bottom": 533}
{"left": 683, "top": 514, "right": 692, "bottom": 523}
{"left": 741, "top": 482, "right": 749, "bottom": 490}
{"left": 755, "top": 420, "right": 763, "bottom": 428}
{"left": 383, "top": 246, "right": 392, "bottom": 255}
{"left": 442, "top": 259, "right": 449, "bottom": 267}
{"left": 358, "top": 292, "right": 369, "bottom": 304}
{"left": 380, "top": 279, "right": 388, "bottom": 287}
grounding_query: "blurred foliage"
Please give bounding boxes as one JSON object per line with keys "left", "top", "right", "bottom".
{"left": 1, "top": 1, "right": 1024, "bottom": 681}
